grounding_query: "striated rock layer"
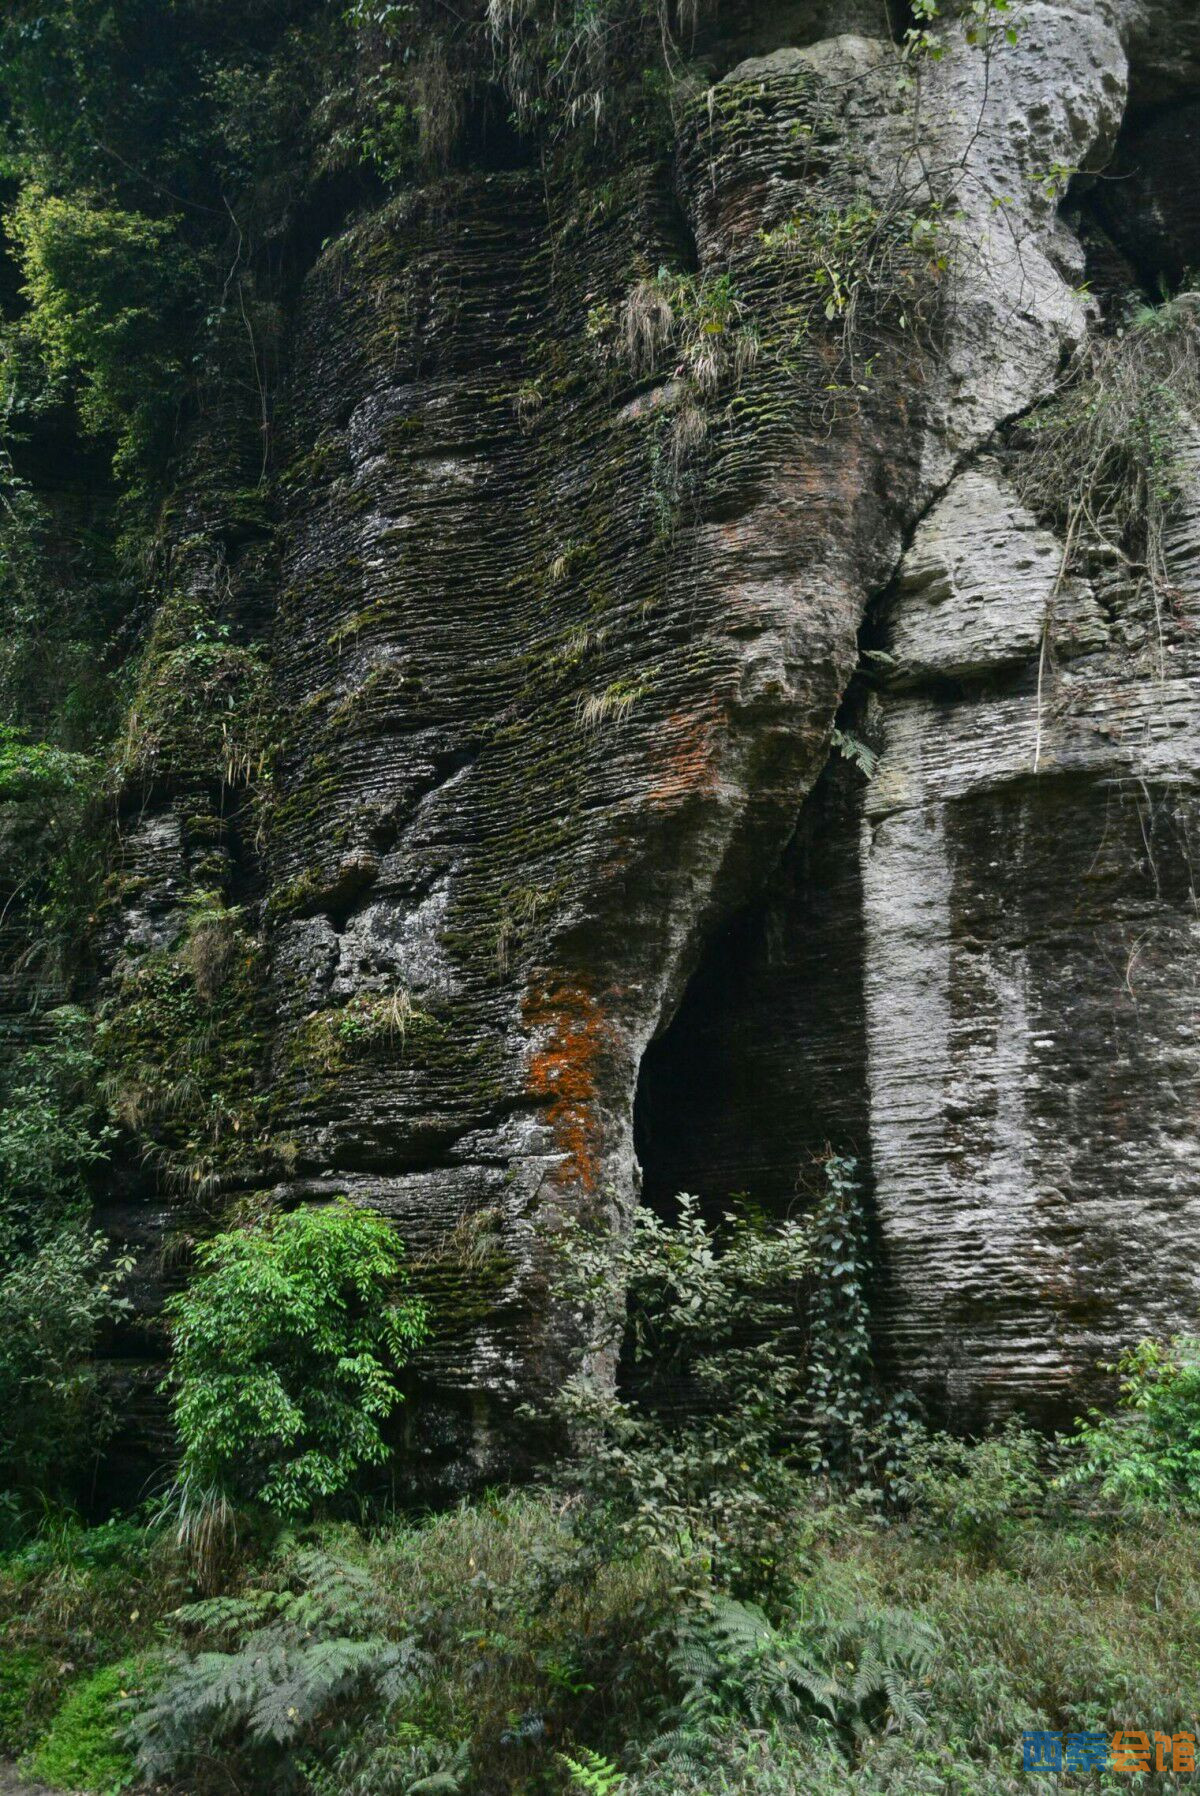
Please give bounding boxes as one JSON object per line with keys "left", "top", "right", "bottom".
{"left": 78, "top": 0, "right": 1200, "bottom": 1474}
{"left": 864, "top": 452, "right": 1200, "bottom": 1422}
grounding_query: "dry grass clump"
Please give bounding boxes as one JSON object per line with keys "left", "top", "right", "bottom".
{"left": 1011, "top": 294, "right": 1200, "bottom": 622}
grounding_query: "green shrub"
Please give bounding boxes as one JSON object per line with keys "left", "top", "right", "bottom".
{"left": 167, "top": 1198, "right": 427, "bottom": 1516}
{"left": 131, "top": 1547, "right": 426, "bottom": 1787}
{"left": 544, "top": 1193, "right": 813, "bottom": 1595}
{"left": 126, "top": 1492, "right": 670, "bottom": 1795}
{"left": 0, "top": 1225, "right": 132, "bottom": 1510}
{"left": 893, "top": 1420, "right": 1044, "bottom": 1548}
{"left": 0, "top": 1516, "right": 185, "bottom": 1741}
{"left": 29, "top": 1655, "right": 157, "bottom": 1795}
{"left": 1066, "top": 1335, "right": 1200, "bottom": 1514}
{"left": 109, "top": 1494, "right": 1200, "bottom": 1796}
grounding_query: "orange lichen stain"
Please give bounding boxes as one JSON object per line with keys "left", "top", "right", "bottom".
{"left": 523, "top": 981, "right": 611, "bottom": 1193}
{"left": 646, "top": 702, "right": 722, "bottom": 808}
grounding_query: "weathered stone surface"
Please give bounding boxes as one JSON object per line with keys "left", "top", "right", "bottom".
{"left": 860, "top": 419, "right": 1200, "bottom": 1421}
{"left": 1117, "top": 0, "right": 1200, "bottom": 104}
{"left": 266, "top": 136, "right": 915, "bottom": 1475}
{"left": 240, "top": 5, "right": 1135, "bottom": 1478}
{"left": 53, "top": 0, "right": 1200, "bottom": 1474}
{"left": 882, "top": 460, "right": 1108, "bottom": 686}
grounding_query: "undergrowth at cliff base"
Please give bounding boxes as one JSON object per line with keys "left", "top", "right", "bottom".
{"left": 3, "top": 1180, "right": 1200, "bottom": 1795}
{"left": 3, "top": 1498, "right": 1200, "bottom": 1795}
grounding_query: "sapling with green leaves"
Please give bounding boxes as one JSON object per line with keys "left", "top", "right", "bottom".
{"left": 167, "top": 1198, "right": 426, "bottom": 1519}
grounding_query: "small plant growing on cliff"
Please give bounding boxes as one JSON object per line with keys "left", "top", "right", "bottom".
{"left": 167, "top": 1199, "right": 426, "bottom": 1518}
{"left": 758, "top": 197, "right": 947, "bottom": 401}
{"left": 0, "top": 1005, "right": 112, "bottom": 1253}
{"left": 606, "top": 267, "right": 759, "bottom": 467}
{"left": 1009, "top": 293, "right": 1200, "bottom": 670}
{"left": 619, "top": 270, "right": 756, "bottom": 393}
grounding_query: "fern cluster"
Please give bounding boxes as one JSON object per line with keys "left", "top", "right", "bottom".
{"left": 654, "top": 1592, "right": 939, "bottom": 1767}
{"left": 559, "top": 1745, "right": 628, "bottom": 1793}
{"left": 131, "top": 1548, "right": 427, "bottom": 1786}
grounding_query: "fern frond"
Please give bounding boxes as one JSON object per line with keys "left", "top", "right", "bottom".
{"left": 558, "top": 1746, "right": 627, "bottom": 1792}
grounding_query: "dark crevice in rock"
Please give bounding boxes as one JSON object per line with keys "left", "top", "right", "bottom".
{"left": 1081, "top": 94, "right": 1200, "bottom": 299}
{"left": 881, "top": 0, "right": 916, "bottom": 45}
{"left": 321, "top": 856, "right": 381, "bottom": 932}
{"left": 458, "top": 83, "right": 540, "bottom": 171}
{"left": 634, "top": 758, "right": 871, "bottom": 1224}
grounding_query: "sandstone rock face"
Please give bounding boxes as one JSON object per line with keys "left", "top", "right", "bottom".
{"left": 864, "top": 452, "right": 1200, "bottom": 1421}
{"left": 71, "top": 0, "right": 1200, "bottom": 1474}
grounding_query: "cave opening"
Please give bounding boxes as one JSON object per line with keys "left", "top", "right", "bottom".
{"left": 1066, "top": 77, "right": 1200, "bottom": 307}
{"left": 633, "top": 762, "right": 872, "bottom": 1226}
{"left": 634, "top": 899, "right": 777, "bottom": 1222}
{"left": 458, "top": 84, "right": 540, "bottom": 171}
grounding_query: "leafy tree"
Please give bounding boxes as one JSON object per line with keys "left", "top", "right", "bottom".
{"left": 0, "top": 1225, "right": 132, "bottom": 1512}
{"left": 5, "top": 187, "right": 200, "bottom": 477}
{"left": 167, "top": 1199, "right": 427, "bottom": 1516}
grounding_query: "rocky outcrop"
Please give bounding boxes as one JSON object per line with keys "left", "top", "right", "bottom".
{"left": 232, "top": 2, "right": 1138, "bottom": 1474}
{"left": 864, "top": 449, "right": 1200, "bottom": 1421}
{"left": 65, "top": 0, "right": 1200, "bottom": 1474}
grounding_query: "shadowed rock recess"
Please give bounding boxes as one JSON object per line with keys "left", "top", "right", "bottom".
{"left": 13, "top": 0, "right": 1200, "bottom": 1485}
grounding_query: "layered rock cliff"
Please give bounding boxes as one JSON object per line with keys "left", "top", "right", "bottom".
{"left": 4, "top": 0, "right": 1200, "bottom": 1484}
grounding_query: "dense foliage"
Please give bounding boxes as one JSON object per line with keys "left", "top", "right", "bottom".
{"left": 168, "top": 1199, "right": 427, "bottom": 1516}
{"left": 0, "top": 1007, "right": 128, "bottom": 1523}
{"left": 1068, "top": 1335, "right": 1200, "bottom": 1515}
{"left": 0, "top": 1226, "right": 132, "bottom": 1527}
{"left": 0, "top": 1165, "right": 1196, "bottom": 1792}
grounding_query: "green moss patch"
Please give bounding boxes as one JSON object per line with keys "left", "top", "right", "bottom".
{"left": 28, "top": 1655, "right": 159, "bottom": 1795}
